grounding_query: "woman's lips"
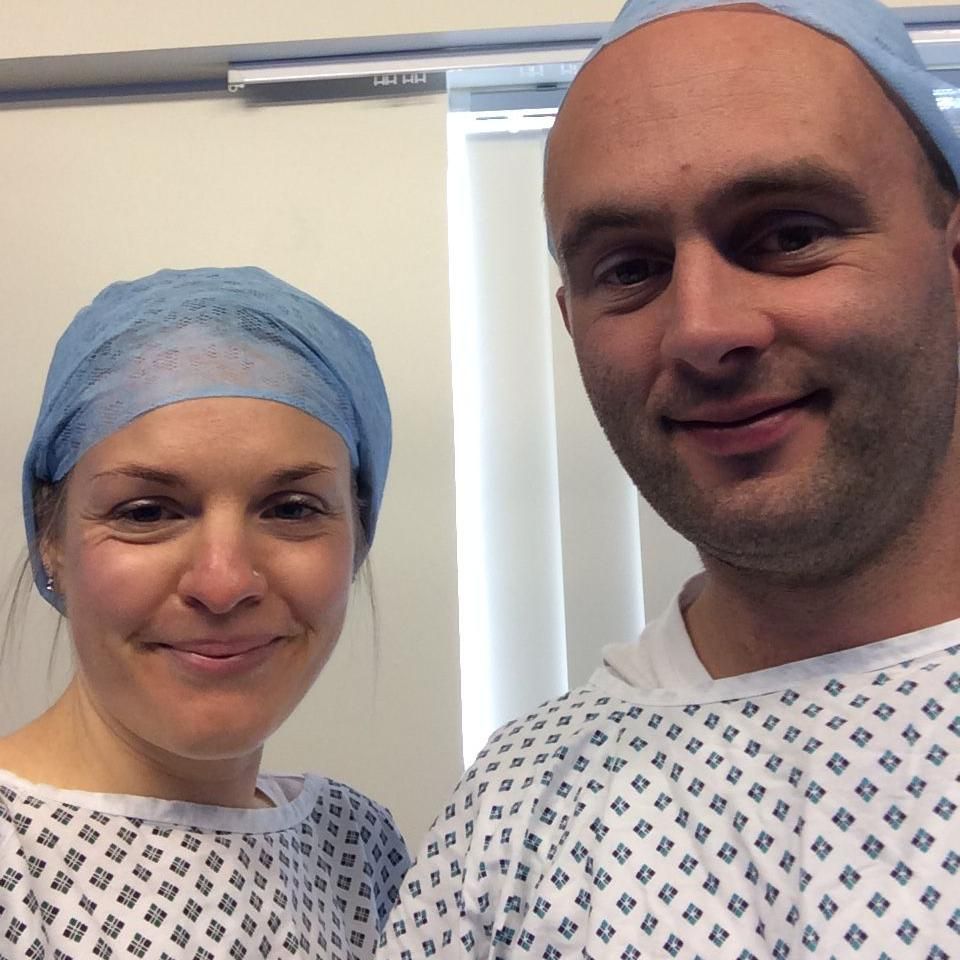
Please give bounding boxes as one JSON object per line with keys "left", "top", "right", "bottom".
{"left": 151, "top": 636, "right": 284, "bottom": 676}
{"left": 165, "top": 637, "right": 276, "bottom": 657}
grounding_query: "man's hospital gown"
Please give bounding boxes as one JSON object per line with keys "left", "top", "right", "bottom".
{"left": 378, "top": 577, "right": 959, "bottom": 959}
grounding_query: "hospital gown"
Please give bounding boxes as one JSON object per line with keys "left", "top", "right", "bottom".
{"left": 0, "top": 772, "right": 409, "bottom": 959}
{"left": 378, "top": 578, "right": 959, "bottom": 959}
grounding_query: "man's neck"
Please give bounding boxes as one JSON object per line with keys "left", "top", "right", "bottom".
{"left": 684, "top": 501, "right": 960, "bottom": 680}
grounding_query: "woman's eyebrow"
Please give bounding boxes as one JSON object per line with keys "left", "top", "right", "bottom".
{"left": 91, "top": 464, "right": 182, "bottom": 485}
{"left": 268, "top": 462, "right": 336, "bottom": 485}
{"left": 90, "top": 462, "right": 336, "bottom": 486}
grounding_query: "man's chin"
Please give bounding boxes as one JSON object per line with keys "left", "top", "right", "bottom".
{"left": 649, "top": 483, "right": 856, "bottom": 576}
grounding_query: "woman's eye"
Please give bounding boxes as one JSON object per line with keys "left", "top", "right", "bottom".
{"left": 264, "top": 498, "right": 323, "bottom": 522}
{"left": 114, "top": 501, "right": 176, "bottom": 525}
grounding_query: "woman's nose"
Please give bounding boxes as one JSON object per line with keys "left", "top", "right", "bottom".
{"left": 177, "top": 521, "right": 266, "bottom": 615}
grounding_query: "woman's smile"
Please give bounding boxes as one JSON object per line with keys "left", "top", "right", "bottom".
{"left": 151, "top": 634, "right": 289, "bottom": 678}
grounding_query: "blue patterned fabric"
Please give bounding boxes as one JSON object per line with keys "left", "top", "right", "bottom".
{"left": 378, "top": 599, "right": 960, "bottom": 959}
{"left": 23, "top": 267, "right": 392, "bottom": 611}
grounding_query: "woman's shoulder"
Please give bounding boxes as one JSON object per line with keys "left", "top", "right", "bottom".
{"left": 0, "top": 724, "right": 50, "bottom": 785}
{"left": 0, "top": 765, "right": 44, "bottom": 814}
{"left": 0, "top": 773, "right": 19, "bottom": 852}
{"left": 294, "top": 773, "right": 404, "bottom": 833}
{"left": 294, "top": 774, "right": 410, "bottom": 876}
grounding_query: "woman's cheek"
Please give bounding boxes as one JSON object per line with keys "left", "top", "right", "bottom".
{"left": 63, "top": 535, "right": 177, "bottom": 632}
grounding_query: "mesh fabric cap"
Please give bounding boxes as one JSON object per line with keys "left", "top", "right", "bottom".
{"left": 23, "top": 266, "right": 392, "bottom": 612}
{"left": 584, "top": 0, "right": 960, "bottom": 188}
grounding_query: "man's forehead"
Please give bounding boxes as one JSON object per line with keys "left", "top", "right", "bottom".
{"left": 576, "top": 6, "right": 864, "bottom": 91}
{"left": 552, "top": 7, "right": 889, "bottom": 157}
{"left": 551, "top": 0, "right": 960, "bottom": 188}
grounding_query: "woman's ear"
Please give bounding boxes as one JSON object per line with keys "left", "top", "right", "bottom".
{"left": 33, "top": 478, "right": 69, "bottom": 595}
{"left": 352, "top": 541, "right": 370, "bottom": 578}
{"left": 39, "top": 538, "right": 63, "bottom": 593}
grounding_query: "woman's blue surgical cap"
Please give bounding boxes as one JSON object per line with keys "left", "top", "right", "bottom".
{"left": 580, "top": 0, "right": 960, "bottom": 192}
{"left": 24, "top": 266, "right": 392, "bottom": 611}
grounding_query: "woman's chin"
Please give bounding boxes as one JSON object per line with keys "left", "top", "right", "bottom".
{"left": 150, "top": 722, "right": 276, "bottom": 767}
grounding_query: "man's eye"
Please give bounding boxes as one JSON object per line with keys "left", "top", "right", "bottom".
{"left": 597, "top": 257, "right": 671, "bottom": 287}
{"left": 745, "top": 220, "right": 832, "bottom": 256}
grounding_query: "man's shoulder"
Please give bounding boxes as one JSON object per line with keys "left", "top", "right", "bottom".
{"left": 470, "top": 682, "right": 636, "bottom": 761}
{"left": 438, "top": 682, "right": 641, "bottom": 821}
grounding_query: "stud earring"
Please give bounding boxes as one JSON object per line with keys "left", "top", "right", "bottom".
{"left": 45, "top": 575, "right": 55, "bottom": 592}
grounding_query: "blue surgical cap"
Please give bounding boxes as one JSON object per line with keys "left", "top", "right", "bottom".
{"left": 23, "top": 266, "right": 392, "bottom": 611}
{"left": 578, "top": 0, "right": 960, "bottom": 191}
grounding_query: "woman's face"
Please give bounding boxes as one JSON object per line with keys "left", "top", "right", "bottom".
{"left": 47, "top": 397, "right": 357, "bottom": 762}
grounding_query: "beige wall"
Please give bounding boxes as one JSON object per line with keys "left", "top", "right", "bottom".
{"left": 0, "top": 3, "right": 621, "bottom": 59}
{"left": 0, "top": 0, "right": 943, "bottom": 60}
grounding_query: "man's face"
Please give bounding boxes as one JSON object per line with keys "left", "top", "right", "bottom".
{"left": 546, "top": 8, "right": 960, "bottom": 584}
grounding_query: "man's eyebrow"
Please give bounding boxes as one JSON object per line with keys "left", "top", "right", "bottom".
{"left": 556, "top": 204, "right": 663, "bottom": 268}
{"left": 702, "top": 160, "right": 871, "bottom": 216}
{"left": 556, "top": 160, "right": 871, "bottom": 268}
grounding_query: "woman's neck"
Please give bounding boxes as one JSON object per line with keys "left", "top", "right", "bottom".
{"left": 0, "top": 677, "right": 268, "bottom": 808}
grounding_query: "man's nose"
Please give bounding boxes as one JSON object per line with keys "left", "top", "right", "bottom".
{"left": 177, "top": 518, "right": 266, "bottom": 615}
{"left": 659, "top": 242, "right": 775, "bottom": 379}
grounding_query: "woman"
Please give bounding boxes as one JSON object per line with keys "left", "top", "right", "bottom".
{"left": 0, "top": 267, "right": 408, "bottom": 959}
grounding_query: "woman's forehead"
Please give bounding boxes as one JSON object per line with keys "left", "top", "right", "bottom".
{"left": 74, "top": 397, "right": 352, "bottom": 481}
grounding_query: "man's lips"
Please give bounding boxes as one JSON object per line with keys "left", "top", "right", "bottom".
{"left": 665, "top": 393, "right": 818, "bottom": 430}
{"left": 663, "top": 392, "right": 826, "bottom": 458}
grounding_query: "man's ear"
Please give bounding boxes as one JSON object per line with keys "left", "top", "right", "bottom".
{"left": 556, "top": 286, "right": 573, "bottom": 337}
{"left": 946, "top": 201, "right": 960, "bottom": 330}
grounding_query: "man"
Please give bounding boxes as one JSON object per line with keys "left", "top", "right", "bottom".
{"left": 380, "top": 1, "right": 960, "bottom": 956}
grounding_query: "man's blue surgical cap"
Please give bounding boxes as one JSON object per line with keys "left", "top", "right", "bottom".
{"left": 24, "top": 267, "right": 392, "bottom": 611}
{"left": 577, "top": 0, "right": 960, "bottom": 192}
